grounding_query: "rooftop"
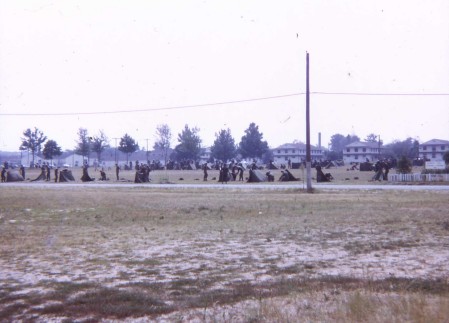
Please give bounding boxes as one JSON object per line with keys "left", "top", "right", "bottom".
{"left": 345, "top": 141, "right": 381, "bottom": 148}
{"left": 420, "top": 139, "right": 449, "bottom": 145}
{"left": 273, "top": 143, "right": 321, "bottom": 150}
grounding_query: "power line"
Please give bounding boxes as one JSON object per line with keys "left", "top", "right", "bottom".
{"left": 0, "top": 93, "right": 305, "bottom": 116}
{"left": 1, "top": 91, "right": 448, "bottom": 116}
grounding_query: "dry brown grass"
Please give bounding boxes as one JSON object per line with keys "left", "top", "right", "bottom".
{"left": 0, "top": 182, "right": 448, "bottom": 321}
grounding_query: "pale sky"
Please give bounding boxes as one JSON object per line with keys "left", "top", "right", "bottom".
{"left": 1, "top": 0, "right": 448, "bottom": 152}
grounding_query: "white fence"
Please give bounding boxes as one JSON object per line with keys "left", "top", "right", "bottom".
{"left": 388, "top": 173, "right": 449, "bottom": 182}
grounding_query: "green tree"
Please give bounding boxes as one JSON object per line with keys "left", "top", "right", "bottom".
{"left": 210, "top": 128, "right": 237, "bottom": 162}
{"left": 346, "top": 134, "right": 361, "bottom": 144}
{"left": 91, "top": 130, "right": 109, "bottom": 163}
{"left": 365, "top": 133, "right": 379, "bottom": 143}
{"left": 411, "top": 139, "right": 420, "bottom": 159}
{"left": 238, "top": 123, "right": 269, "bottom": 160}
{"left": 42, "top": 140, "right": 62, "bottom": 166}
{"left": 118, "top": 133, "right": 139, "bottom": 163}
{"left": 383, "top": 138, "right": 418, "bottom": 160}
{"left": 443, "top": 151, "right": 449, "bottom": 166}
{"left": 329, "top": 133, "right": 347, "bottom": 160}
{"left": 328, "top": 133, "right": 360, "bottom": 160}
{"left": 174, "top": 125, "right": 202, "bottom": 161}
{"left": 262, "top": 149, "right": 274, "bottom": 164}
{"left": 74, "top": 128, "right": 91, "bottom": 162}
{"left": 19, "top": 127, "right": 47, "bottom": 167}
{"left": 397, "top": 156, "right": 412, "bottom": 174}
{"left": 153, "top": 124, "right": 172, "bottom": 166}
{"left": 324, "top": 149, "right": 340, "bottom": 161}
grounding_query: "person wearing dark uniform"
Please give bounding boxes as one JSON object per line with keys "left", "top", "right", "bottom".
{"left": 237, "top": 165, "right": 243, "bottom": 181}
{"left": 45, "top": 164, "right": 51, "bottom": 181}
{"left": 54, "top": 168, "right": 59, "bottom": 182}
{"left": 100, "top": 168, "right": 107, "bottom": 181}
{"left": 115, "top": 164, "right": 120, "bottom": 181}
{"left": 1, "top": 167, "right": 6, "bottom": 182}
{"left": 221, "top": 164, "right": 229, "bottom": 184}
{"left": 203, "top": 163, "right": 208, "bottom": 181}
{"left": 20, "top": 165, "right": 25, "bottom": 179}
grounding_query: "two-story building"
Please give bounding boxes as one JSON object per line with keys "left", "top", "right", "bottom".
{"left": 272, "top": 143, "right": 323, "bottom": 167}
{"left": 343, "top": 141, "right": 382, "bottom": 164}
{"left": 419, "top": 139, "right": 449, "bottom": 161}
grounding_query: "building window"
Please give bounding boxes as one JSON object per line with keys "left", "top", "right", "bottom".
{"left": 277, "top": 150, "right": 281, "bottom": 154}
{"left": 442, "top": 145, "right": 445, "bottom": 151}
{"left": 355, "top": 155, "right": 359, "bottom": 160}
{"left": 285, "top": 149, "right": 288, "bottom": 153}
{"left": 362, "top": 148, "right": 366, "bottom": 152}
{"left": 423, "top": 146, "right": 427, "bottom": 151}
{"left": 355, "top": 148, "right": 358, "bottom": 152}
{"left": 292, "top": 149, "right": 296, "bottom": 153}
{"left": 346, "top": 148, "right": 350, "bottom": 152}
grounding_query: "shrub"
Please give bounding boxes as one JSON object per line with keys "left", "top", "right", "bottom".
{"left": 396, "top": 156, "right": 412, "bottom": 174}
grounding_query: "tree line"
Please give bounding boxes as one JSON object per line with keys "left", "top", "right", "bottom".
{"left": 18, "top": 124, "right": 428, "bottom": 167}
{"left": 18, "top": 123, "right": 270, "bottom": 167}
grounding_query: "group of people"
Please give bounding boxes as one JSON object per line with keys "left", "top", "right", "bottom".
{"left": 1, "top": 162, "right": 9, "bottom": 182}
{"left": 134, "top": 161, "right": 152, "bottom": 183}
{"left": 30, "top": 163, "right": 54, "bottom": 182}
{"left": 82, "top": 162, "right": 115, "bottom": 182}
{"left": 0, "top": 161, "right": 76, "bottom": 183}
{"left": 200, "top": 161, "right": 247, "bottom": 183}
{"left": 371, "top": 159, "right": 391, "bottom": 181}
{"left": 217, "top": 162, "right": 246, "bottom": 183}
{"left": 1, "top": 162, "right": 26, "bottom": 182}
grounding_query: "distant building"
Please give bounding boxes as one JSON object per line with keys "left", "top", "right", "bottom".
{"left": 272, "top": 143, "right": 323, "bottom": 166}
{"left": 419, "top": 139, "right": 449, "bottom": 161}
{"left": 343, "top": 141, "right": 382, "bottom": 164}
{"left": 199, "top": 147, "right": 212, "bottom": 163}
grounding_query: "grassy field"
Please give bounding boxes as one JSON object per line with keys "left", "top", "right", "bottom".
{"left": 1, "top": 172, "right": 449, "bottom": 321}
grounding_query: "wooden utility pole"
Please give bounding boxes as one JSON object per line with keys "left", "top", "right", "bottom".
{"left": 306, "top": 52, "right": 313, "bottom": 193}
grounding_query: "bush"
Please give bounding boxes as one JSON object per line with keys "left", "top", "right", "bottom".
{"left": 396, "top": 156, "right": 412, "bottom": 174}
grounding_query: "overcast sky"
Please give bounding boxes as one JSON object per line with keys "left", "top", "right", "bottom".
{"left": 1, "top": 0, "right": 448, "bottom": 152}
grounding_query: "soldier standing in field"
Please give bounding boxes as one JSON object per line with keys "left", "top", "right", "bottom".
{"left": 203, "top": 163, "right": 208, "bottom": 181}
{"left": 1, "top": 166, "right": 6, "bottom": 182}
{"left": 54, "top": 168, "right": 59, "bottom": 182}
{"left": 220, "top": 164, "right": 229, "bottom": 184}
{"left": 115, "top": 163, "right": 120, "bottom": 181}
{"left": 45, "top": 163, "right": 51, "bottom": 181}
